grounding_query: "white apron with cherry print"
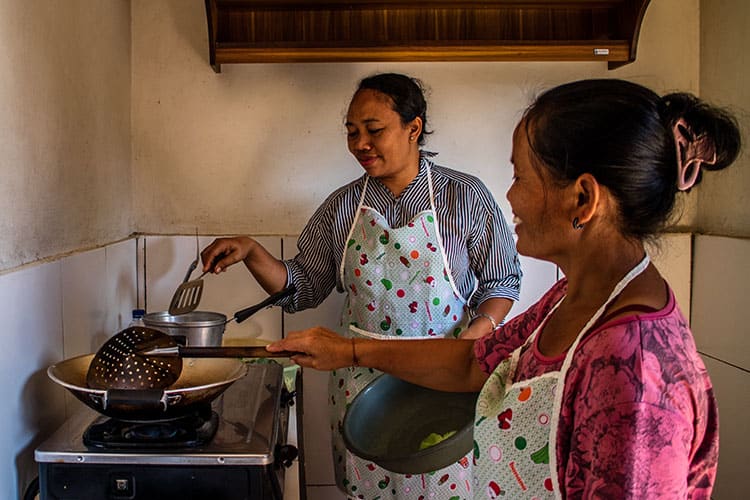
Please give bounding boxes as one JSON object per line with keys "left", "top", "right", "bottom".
{"left": 473, "top": 256, "right": 650, "bottom": 499}
{"left": 330, "top": 165, "right": 473, "bottom": 500}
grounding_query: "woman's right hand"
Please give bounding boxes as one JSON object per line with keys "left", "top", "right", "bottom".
{"left": 267, "top": 327, "right": 354, "bottom": 370}
{"left": 200, "top": 236, "right": 255, "bottom": 274}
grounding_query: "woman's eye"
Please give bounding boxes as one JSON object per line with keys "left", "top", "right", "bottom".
{"left": 368, "top": 128, "right": 384, "bottom": 135}
{"left": 347, "top": 130, "right": 358, "bottom": 139}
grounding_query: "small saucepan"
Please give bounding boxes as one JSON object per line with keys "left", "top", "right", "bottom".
{"left": 143, "top": 285, "right": 296, "bottom": 346}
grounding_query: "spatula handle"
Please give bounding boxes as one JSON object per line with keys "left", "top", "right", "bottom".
{"left": 233, "top": 285, "right": 297, "bottom": 324}
{"left": 178, "top": 346, "right": 297, "bottom": 358}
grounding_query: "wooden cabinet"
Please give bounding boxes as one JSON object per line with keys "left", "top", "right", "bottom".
{"left": 205, "top": 0, "right": 651, "bottom": 72}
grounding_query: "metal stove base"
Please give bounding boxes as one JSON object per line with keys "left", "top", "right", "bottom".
{"left": 39, "top": 462, "right": 282, "bottom": 500}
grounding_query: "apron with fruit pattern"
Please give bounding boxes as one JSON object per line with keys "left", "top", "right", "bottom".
{"left": 330, "top": 164, "right": 473, "bottom": 499}
{"left": 473, "top": 255, "right": 649, "bottom": 499}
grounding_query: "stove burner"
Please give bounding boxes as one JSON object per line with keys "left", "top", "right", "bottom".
{"left": 83, "top": 405, "right": 219, "bottom": 449}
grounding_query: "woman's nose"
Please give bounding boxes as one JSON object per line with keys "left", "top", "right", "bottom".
{"left": 352, "top": 134, "right": 371, "bottom": 151}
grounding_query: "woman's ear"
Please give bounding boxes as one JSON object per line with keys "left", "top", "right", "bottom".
{"left": 408, "top": 117, "right": 423, "bottom": 140}
{"left": 572, "top": 173, "right": 601, "bottom": 225}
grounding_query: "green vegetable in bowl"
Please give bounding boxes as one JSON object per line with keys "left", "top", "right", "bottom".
{"left": 419, "top": 430, "right": 457, "bottom": 450}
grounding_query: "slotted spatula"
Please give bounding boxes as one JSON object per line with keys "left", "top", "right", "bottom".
{"left": 168, "top": 236, "right": 208, "bottom": 315}
{"left": 86, "top": 326, "right": 183, "bottom": 390}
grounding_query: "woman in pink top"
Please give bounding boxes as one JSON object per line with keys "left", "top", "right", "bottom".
{"left": 269, "top": 79, "right": 741, "bottom": 498}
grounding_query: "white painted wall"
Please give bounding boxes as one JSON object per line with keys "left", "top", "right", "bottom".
{"left": 130, "top": 0, "right": 702, "bottom": 238}
{"left": 699, "top": 0, "right": 750, "bottom": 237}
{"left": 0, "top": 0, "right": 131, "bottom": 272}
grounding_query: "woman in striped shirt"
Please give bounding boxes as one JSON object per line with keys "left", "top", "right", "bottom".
{"left": 201, "top": 72, "right": 521, "bottom": 499}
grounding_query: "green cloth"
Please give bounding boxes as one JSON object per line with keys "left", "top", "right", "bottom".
{"left": 244, "top": 357, "right": 299, "bottom": 392}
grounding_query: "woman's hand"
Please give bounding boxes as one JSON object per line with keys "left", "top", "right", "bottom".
{"left": 200, "top": 236, "right": 255, "bottom": 274}
{"left": 459, "top": 298, "right": 514, "bottom": 339}
{"left": 267, "top": 327, "right": 353, "bottom": 370}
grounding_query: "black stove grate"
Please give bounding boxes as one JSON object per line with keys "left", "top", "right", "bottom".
{"left": 83, "top": 405, "right": 219, "bottom": 450}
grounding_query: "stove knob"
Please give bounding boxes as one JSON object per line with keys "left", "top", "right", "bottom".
{"left": 275, "top": 444, "right": 298, "bottom": 468}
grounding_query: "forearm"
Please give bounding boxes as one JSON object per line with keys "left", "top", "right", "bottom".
{"left": 461, "top": 297, "right": 514, "bottom": 339}
{"left": 354, "top": 337, "right": 484, "bottom": 392}
{"left": 269, "top": 327, "right": 487, "bottom": 392}
{"left": 242, "top": 238, "right": 289, "bottom": 294}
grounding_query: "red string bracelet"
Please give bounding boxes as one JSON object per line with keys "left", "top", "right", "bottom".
{"left": 351, "top": 338, "right": 359, "bottom": 367}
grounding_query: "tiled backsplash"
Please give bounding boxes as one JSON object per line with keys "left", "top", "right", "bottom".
{"left": 142, "top": 235, "right": 285, "bottom": 344}
{"left": 0, "top": 239, "right": 136, "bottom": 500}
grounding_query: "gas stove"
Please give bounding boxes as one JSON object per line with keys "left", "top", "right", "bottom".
{"left": 35, "top": 362, "right": 298, "bottom": 500}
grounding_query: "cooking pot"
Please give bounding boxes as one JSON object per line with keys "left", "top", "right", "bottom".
{"left": 48, "top": 353, "right": 247, "bottom": 421}
{"left": 143, "top": 285, "right": 296, "bottom": 346}
{"left": 342, "top": 374, "right": 478, "bottom": 474}
{"left": 143, "top": 310, "right": 226, "bottom": 346}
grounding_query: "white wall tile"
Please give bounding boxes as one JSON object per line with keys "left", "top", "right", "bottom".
{"left": 648, "top": 233, "right": 692, "bottom": 320}
{"left": 0, "top": 262, "right": 66, "bottom": 500}
{"left": 508, "top": 253, "right": 558, "bottom": 320}
{"left": 702, "top": 356, "right": 749, "bottom": 500}
{"left": 144, "top": 235, "right": 284, "bottom": 343}
{"left": 692, "top": 235, "right": 749, "bottom": 368}
{"left": 61, "top": 247, "right": 108, "bottom": 358}
{"left": 105, "top": 238, "right": 139, "bottom": 335}
{"left": 306, "top": 485, "right": 347, "bottom": 500}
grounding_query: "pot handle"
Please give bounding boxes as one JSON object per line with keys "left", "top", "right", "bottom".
{"left": 232, "top": 285, "right": 297, "bottom": 324}
{"left": 103, "top": 389, "right": 172, "bottom": 411}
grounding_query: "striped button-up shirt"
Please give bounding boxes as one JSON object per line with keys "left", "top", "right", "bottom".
{"left": 282, "top": 157, "right": 521, "bottom": 312}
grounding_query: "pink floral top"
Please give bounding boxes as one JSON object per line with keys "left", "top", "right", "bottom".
{"left": 474, "top": 279, "right": 718, "bottom": 499}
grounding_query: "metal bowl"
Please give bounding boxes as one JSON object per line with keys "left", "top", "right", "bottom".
{"left": 143, "top": 311, "right": 226, "bottom": 346}
{"left": 342, "top": 374, "right": 478, "bottom": 474}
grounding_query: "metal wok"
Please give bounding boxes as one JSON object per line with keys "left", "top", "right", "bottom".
{"left": 48, "top": 353, "right": 247, "bottom": 421}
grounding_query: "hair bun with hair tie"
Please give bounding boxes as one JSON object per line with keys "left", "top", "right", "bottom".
{"left": 673, "top": 118, "right": 717, "bottom": 191}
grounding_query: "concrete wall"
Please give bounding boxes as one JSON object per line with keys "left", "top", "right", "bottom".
{"left": 699, "top": 0, "right": 750, "bottom": 237}
{"left": 0, "top": 0, "right": 131, "bottom": 273}
{"left": 130, "top": 0, "right": 701, "bottom": 238}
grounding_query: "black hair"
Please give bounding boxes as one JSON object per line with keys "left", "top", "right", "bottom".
{"left": 356, "top": 73, "right": 432, "bottom": 146}
{"left": 523, "top": 79, "right": 741, "bottom": 240}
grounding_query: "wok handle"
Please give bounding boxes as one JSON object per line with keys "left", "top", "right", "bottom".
{"left": 178, "top": 346, "right": 298, "bottom": 358}
{"left": 233, "top": 284, "right": 297, "bottom": 324}
{"left": 105, "top": 389, "right": 168, "bottom": 411}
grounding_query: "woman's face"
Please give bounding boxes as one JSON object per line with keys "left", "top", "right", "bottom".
{"left": 506, "top": 122, "right": 570, "bottom": 260}
{"left": 345, "top": 89, "right": 419, "bottom": 181}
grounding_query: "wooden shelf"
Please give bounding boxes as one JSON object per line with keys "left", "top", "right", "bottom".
{"left": 204, "top": 0, "right": 651, "bottom": 72}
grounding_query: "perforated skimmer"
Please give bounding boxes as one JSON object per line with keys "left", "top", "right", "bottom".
{"left": 86, "top": 327, "right": 183, "bottom": 390}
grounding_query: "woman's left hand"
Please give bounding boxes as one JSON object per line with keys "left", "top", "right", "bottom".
{"left": 459, "top": 298, "right": 514, "bottom": 339}
{"left": 459, "top": 322, "right": 494, "bottom": 339}
{"left": 267, "top": 327, "right": 353, "bottom": 370}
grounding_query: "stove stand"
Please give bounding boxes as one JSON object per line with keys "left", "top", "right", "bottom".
{"left": 36, "top": 363, "right": 297, "bottom": 500}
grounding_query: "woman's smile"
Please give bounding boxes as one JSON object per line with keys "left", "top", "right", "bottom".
{"left": 356, "top": 154, "right": 378, "bottom": 168}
